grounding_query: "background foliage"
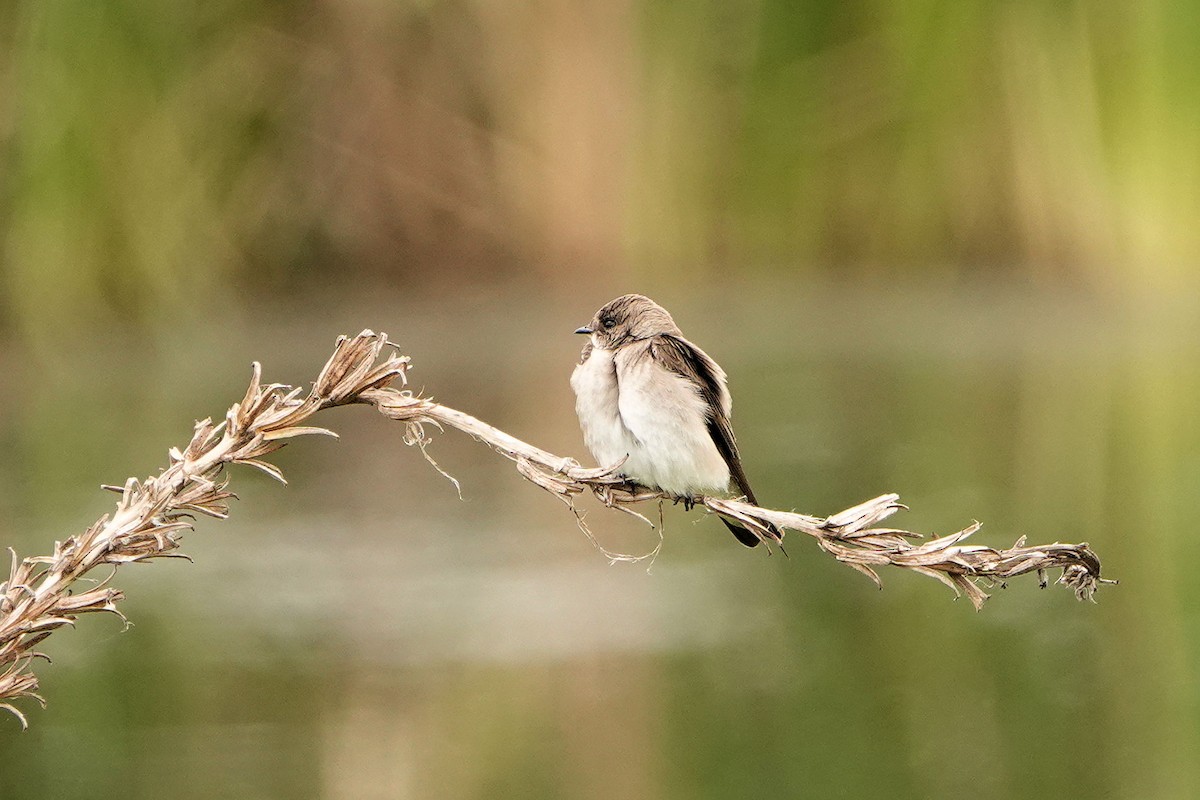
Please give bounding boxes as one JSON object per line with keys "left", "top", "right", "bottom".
{"left": 2, "top": 2, "right": 1198, "bottom": 798}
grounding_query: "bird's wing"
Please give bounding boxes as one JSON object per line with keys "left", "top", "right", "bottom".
{"left": 649, "top": 334, "right": 775, "bottom": 547}
{"left": 649, "top": 334, "right": 757, "bottom": 505}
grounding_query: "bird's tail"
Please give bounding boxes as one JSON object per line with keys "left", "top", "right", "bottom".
{"left": 722, "top": 471, "right": 785, "bottom": 547}
{"left": 721, "top": 517, "right": 784, "bottom": 548}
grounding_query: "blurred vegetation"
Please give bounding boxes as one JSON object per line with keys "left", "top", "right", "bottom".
{"left": 3, "top": 1, "right": 1200, "bottom": 348}
{"left": 1, "top": 4, "right": 1200, "bottom": 798}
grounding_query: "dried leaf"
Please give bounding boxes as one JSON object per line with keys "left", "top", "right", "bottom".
{"left": 234, "top": 458, "right": 287, "bottom": 484}
{"left": 260, "top": 426, "right": 339, "bottom": 442}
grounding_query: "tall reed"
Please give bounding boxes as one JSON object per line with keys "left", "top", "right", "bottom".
{"left": 0, "top": 331, "right": 1111, "bottom": 728}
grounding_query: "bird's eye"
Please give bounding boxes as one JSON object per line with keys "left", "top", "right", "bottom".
{"left": 602, "top": 317, "right": 616, "bottom": 329}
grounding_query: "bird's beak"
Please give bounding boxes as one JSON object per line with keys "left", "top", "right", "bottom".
{"left": 574, "top": 326, "right": 593, "bottom": 335}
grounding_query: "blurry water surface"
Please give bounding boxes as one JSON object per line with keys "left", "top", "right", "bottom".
{"left": 0, "top": 282, "right": 1195, "bottom": 799}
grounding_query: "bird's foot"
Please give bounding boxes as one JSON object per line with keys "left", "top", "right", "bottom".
{"left": 666, "top": 495, "right": 700, "bottom": 511}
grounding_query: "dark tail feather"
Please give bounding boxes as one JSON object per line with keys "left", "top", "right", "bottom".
{"left": 723, "top": 517, "right": 763, "bottom": 548}
{"left": 722, "top": 517, "right": 786, "bottom": 548}
{"left": 715, "top": 440, "right": 784, "bottom": 547}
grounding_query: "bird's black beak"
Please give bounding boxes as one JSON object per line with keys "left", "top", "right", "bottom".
{"left": 574, "top": 326, "right": 593, "bottom": 335}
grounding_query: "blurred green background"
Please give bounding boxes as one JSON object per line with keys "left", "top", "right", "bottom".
{"left": 1, "top": 1, "right": 1198, "bottom": 798}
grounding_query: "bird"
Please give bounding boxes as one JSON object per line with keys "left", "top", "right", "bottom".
{"left": 569, "top": 294, "right": 780, "bottom": 547}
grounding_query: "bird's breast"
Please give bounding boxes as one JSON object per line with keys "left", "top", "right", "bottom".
{"left": 571, "top": 344, "right": 729, "bottom": 496}
{"left": 615, "top": 352, "right": 729, "bottom": 495}
{"left": 571, "top": 346, "right": 636, "bottom": 469}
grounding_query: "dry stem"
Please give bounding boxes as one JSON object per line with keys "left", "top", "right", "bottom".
{"left": 0, "top": 331, "right": 1113, "bottom": 728}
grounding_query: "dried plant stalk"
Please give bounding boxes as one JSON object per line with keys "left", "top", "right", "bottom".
{"left": 0, "top": 333, "right": 406, "bottom": 728}
{"left": 363, "top": 387, "right": 1112, "bottom": 609}
{"left": 0, "top": 331, "right": 1112, "bottom": 728}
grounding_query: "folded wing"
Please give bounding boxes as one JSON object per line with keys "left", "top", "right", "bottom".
{"left": 649, "top": 334, "right": 781, "bottom": 547}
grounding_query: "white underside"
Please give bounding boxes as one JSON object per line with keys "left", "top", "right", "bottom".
{"left": 570, "top": 343, "right": 729, "bottom": 496}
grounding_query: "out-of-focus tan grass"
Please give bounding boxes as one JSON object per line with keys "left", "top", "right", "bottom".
{"left": 2, "top": 2, "right": 1199, "bottom": 347}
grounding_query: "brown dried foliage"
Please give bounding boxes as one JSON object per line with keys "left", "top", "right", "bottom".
{"left": 0, "top": 331, "right": 1113, "bottom": 728}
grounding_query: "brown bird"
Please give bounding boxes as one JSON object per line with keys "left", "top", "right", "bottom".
{"left": 570, "top": 294, "right": 780, "bottom": 547}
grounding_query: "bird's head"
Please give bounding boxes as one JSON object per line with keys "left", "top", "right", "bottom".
{"left": 574, "top": 294, "right": 680, "bottom": 349}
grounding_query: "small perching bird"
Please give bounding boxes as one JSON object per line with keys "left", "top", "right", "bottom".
{"left": 570, "top": 294, "right": 781, "bottom": 547}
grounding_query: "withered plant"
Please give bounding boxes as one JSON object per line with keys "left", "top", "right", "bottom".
{"left": 0, "top": 331, "right": 1112, "bottom": 728}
